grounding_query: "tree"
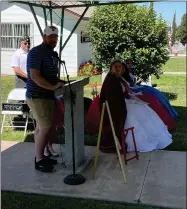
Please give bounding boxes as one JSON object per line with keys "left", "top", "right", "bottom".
{"left": 171, "top": 12, "right": 177, "bottom": 45}
{"left": 150, "top": 2, "right": 154, "bottom": 9}
{"left": 177, "top": 13, "right": 187, "bottom": 45}
{"left": 88, "top": 4, "right": 169, "bottom": 82}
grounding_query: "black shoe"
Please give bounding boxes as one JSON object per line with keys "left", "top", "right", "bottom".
{"left": 44, "top": 156, "right": 57, "bottom": 165}
{"left": 35, "top": 157, "right": 54, "bottom": 172}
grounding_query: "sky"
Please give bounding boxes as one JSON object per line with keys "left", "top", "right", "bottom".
{"left": 148, "top": 1, "right": 186, "bottom": 26}
{"left": 101, "top": 1, "right": 186, "bottom": 26}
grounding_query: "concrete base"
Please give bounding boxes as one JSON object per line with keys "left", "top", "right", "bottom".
{"left": 64, "top": 157, "right": 93, "bottom": 174}
{"left": 1, "top": 141, "right": 186, "bottom": 209}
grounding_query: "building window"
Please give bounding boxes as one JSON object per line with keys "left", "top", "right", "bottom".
{"left": 1, "top": 23, "right": 32, "bottom": 50}
{"left": 81, "top": 31, "right": 90, "bottom": 43}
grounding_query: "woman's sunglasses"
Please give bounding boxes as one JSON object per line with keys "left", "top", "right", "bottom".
{"left": 24, "top": 42, "right": 30, "bottom": 45}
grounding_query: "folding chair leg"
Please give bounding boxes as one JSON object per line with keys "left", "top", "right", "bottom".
{"left": 33, "top": 119, "right": 36, "bottom": 130}
{"left": 1, "top": 115, "right": 6, "bottom": 134}
{"left": 121, "top": 131, "right": 127, "bottom": 165}
{"left": 24, "top": 115, "right": 29, "bottom": 136}
{"left": 9, "top": 115, "right": 13, "bottom": 129}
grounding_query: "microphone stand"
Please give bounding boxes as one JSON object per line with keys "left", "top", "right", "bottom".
{"left": 59, "top": 61, "right": 86, "bottom": 185}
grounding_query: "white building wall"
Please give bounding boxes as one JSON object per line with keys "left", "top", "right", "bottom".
{"left": 77, "top": 21, "right": 93, "bottom": 71}
{"left": 1, "top": 4, "right": 44, "bottom": 75}
{"left": 1, "top": 2, "right": 79, "bottom": 76}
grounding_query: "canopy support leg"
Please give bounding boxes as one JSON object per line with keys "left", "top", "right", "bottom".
{"left": 58, "top": 8, "right": 65, "bottom": 78}
{"left": 29, "top": 4, "right": 43, "bottom": 37}
{"left": 60, "top": 7, "right": 89, "bottom": 52}
{"left": 49, "top": 1, "right": 53, "bottom": 25}
{"left": 43, "top": 7, "right": 48, "bottom": 27}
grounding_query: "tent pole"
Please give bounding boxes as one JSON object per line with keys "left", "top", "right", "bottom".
{"left": 11, "top": 0, "right": 158, "bottom": 9}
{"left": 58, "top": 8, "right": 64, "bottom": 78}
{"left": 29, "top": 4, "right": 43, "bottom": 37}
{"left": 49, "top": 1, "right": 53, "bottom": 25}
{"left": 60, "top": 7, "right": 89, "bottom": 53}
{"left": 43, "top": 7, "right": 47, "bottom": 27}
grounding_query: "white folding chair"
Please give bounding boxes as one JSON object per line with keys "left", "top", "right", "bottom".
{"left": 1, "top": 88, "right": 35, "bottom": 136}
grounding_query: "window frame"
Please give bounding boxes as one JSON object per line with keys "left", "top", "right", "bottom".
{"left": 1, "top": 22, "right": 34, "bottom": 51}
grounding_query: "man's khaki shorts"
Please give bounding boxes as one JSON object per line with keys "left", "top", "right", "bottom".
{"left": 26, "top": 98, "right": 54, "bottom": 129}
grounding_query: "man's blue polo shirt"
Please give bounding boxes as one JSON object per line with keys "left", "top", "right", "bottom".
{"left": 26, "top": 43, "right": 59, "bottom": 99}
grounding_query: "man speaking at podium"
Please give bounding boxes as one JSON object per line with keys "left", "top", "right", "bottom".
{"left": 26, "top": 26, "right": 65, "bottom": 172}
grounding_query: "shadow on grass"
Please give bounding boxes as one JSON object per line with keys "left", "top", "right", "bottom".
{"left": 2, "top": 191, "right": 166, "bottom": 209}
{"left": 148, "top": 86, "right": 178, "bottom": 101}
{"left": 164, "top": 106, "right": 187, "bottom": 152}
{"left": 161, "top": 91, "right": 178, "bottom": 101}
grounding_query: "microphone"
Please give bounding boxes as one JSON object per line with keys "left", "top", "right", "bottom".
{"left": 52, "top": 51, "right": 65, "bottom": 64}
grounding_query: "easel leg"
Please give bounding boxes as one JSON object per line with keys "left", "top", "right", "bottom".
{"left": 92, "top": 103, "right": 105, "bottom": 180}
{"left": 105, "top": 101, "right": 127, "bottom": 184}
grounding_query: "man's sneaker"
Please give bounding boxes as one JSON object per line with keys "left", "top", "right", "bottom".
{"left": 44, "top": 156, "right": 57, "bottom": 165}
{"left": 35, "top": 158, "right": 54, "bottom": 172}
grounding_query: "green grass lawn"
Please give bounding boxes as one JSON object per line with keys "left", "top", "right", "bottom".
{"left": 162, "top": 57, "right": 186, "bottom": 72}
{"left": 1, "top": 192, "right": 168, "bottom": 209}
{"left": 152, "top": 75, "right": 186, "bottom": 151}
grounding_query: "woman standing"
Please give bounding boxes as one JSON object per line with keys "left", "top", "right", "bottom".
{"left": 99, "top": 60, "right": 127, "bottom": 153}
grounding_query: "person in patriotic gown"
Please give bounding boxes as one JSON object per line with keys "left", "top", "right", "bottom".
{"left": 85, "top": 60, "right": 172, "bottom": 153}
{"left": 125, "top": 58, "right": 179, "bottom": 120}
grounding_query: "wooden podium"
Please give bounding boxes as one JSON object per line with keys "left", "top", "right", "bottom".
{"left": 55, "top": 77, "right": 90, "bottom": 169}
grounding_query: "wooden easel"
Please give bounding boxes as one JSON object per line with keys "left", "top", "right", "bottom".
{"left": 92, "top": 101, "right": 127, "bottom": 183}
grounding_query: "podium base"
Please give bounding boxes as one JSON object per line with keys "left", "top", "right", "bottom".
{"left": 64, "top": 174, "right": 86, "bottom": 185}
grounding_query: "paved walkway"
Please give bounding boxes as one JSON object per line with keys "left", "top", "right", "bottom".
{"left": 169, "top": 54, "right": 186, "bottom": 57}
{"left": 1, "top": 141, "right": 19, "bottom": 152}
{"left": 1, "top": 141, "right": 186, "bottom": 209}
{"left": 163, "top": 72, "right": 186, "bottom": 75}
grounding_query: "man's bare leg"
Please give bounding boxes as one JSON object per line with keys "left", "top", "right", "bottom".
{"left": 44, "top": 125, "right": 58, "bottom": 156}
{"left": 35, "top": 125, "right": 55, "bottom": 157}
{"left": 34, "top": 126, "right": 39, "bottom": 141}
{"left": 35, "top": 127, "right": 51, "bottom": 162}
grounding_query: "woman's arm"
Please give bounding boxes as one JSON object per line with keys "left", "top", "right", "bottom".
{"left": 121, "top": 79, "right": 132, "bottom": 99}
